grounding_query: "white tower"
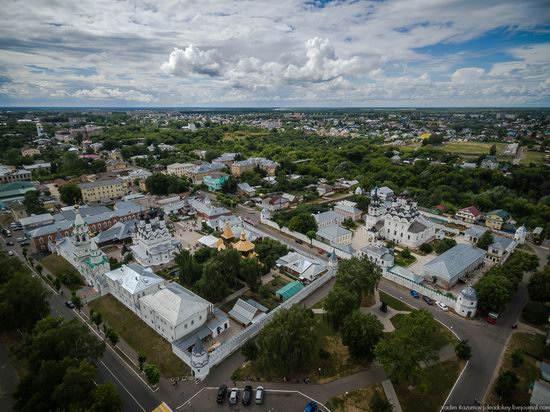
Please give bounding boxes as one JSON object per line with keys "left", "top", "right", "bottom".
{"left": 365, "top": 187, "right": 383, "bottom": 229}
{"left": 191, "top": 336, "right": 210, "bottom": 380}
{"left": 455, "top": 286, "right": 478, "bottom": 318}
{"left": 328, "top": 248, "right": 338, "bottom": 270}
{"left": 514, "top": 225, "right": 527, "bottom": 245}
{"left": 72, "top": 207, "right": 91, "bottom": 260}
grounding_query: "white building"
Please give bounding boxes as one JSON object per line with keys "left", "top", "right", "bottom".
{"left": 104, "top": 263, "right": 164, "bottom": 313}
{"left": 166, "top": 163, "right": 194, "bottom": 177}
{"left": 355, "top": 245, "right": 395, "bottom": 272}
{"left": 139, "top": 282, "right": 214, "bottom": 342}
{"left": 464, "top": 225, "right": 487, "bottom": 244}
{"left": 486, "top": 236, "right": 517, "bottom": 264}
{"left": 130, "top": 212, "right": 180, "bottom": 267}
{"left": 313, "top": 210, "right": 344, "bottom": 229}
{"left": 316, "top": 225, "right": 352, "bottom": 246}
{"left": 514, "top": 225, "right": 528, "bottom": 245}
{"left": 276, "top": 252, "right": 327, "bottom": 282}
{"left": 370, "top": 186, "right": 394, "bottom": 201}
{"left": 364, "top": 189, "right": 435, "bottom": 249}
{"left": 48, "top": 207, "right": 110, "bottom": 291}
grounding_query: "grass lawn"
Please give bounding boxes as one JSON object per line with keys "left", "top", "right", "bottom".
{"left": 522, "top": 150, "right": 547, "bottom": 164}
{"left": 391, "top": 313, "right": 456, "bottom": 351}
{"left": 327, "top": 384, "right": 387, "bottom": 412}
{"left": 231, "top": 316, "right": 370, "bottom": 384}
{"left": 89, "top": 295, "right": 190, "bottom": 378}
{"left": 379, "top": 291, "right": 413, "bottom": 312}
{"left": 440, "top": 142, "right": 506, "bottom": 156}
{"left": 395, "top": 359, "right": 465, "bottom": 412}
{"left": 395, "top": 255, "right": 417, "bottom": 267}
{"left": 40, "top": 254, "right": 85, "bottom": 289}
{"left": 487, "top": 332, "right": 546, "bottom": 405}
{"left": 223, "top": 131, "right": 270, "bottom": 140}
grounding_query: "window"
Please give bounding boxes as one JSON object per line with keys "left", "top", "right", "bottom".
{"left": 191, "top": 320, "right": 194, "bottom": 326}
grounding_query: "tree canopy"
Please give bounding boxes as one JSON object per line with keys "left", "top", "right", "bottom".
{"left": 340, "top": 311, "right": 384, "bottom": 360}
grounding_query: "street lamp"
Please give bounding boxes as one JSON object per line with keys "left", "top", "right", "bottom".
{"left": 318, "top": 368, "right": 321, "bottom": 378}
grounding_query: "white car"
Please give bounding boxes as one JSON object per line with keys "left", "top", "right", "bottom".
{"left": 436, "top": 301, "right": 448, "bottom": 311}
{"left": 8, "top": 251, "right": 14, "bottom": 256}
{"left": 229, "top": 388, "right": 239, "bottom": 405}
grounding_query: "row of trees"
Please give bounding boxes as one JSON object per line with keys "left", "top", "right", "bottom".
{"left": 145, "top": 173, "right": 190, "bottom": 195}
{"left": 0, "top": 249, "right": 121, "bottom": 411}
{"left": 476, "top": 251, "right": 539, "bottom": 312}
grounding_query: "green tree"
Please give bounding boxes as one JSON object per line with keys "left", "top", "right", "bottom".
{"left": 476, "top": 275, "right": 511, "bottom": 312}
{"left": 306, "top": 230, "right": 316, "bottom": 246}
{"left": 90, "top": 310, "right": 103, "bottom": 331}
{"left": 144, "top": 363, "right": 160, "bottom": 385}
{"left": 375, "top": 310, "right": 439, "bottom": 385}
{"left": 288, "top": 213, "right": 317, "bottom": 234}
{"left": 336, "top": 255, "right": 382, "bottom": 301}
{"left": 256, "top": 306, "right": 318, "bottom": 376}
{"left": 71, "top": 292, "right": 83, "bottom": 311}
{"left": 35, "top": 263, "right": 43, "bottom": 275}
{"left": 241, "top": 339, "right": 259, "bottom": 362}
{"left": 323, "top": 286, "right": 360, "bottom": 330}
{"left": 145, "top": 173, "right": 189, "bottom": 195}
{"left": 90, "top": 382, "right": 122, "bottom": 412}
{"left": 175, "top": 248, "right": 202, "bottom": 286}
{"left": 490, "top": 144, "right": 497, "bottom": 156}
{"left": 23, "top": 190, "right": 46, "bottom": 214}
{"left": 454, "top": 340, "right": 472, "bottom": 360}
{"left": 340, "top": 311, "right": 384, "bottom": 360}
{"left": 476, "top": 231, "right": 494, "bottom": 251}
{"left": 196, "top": 259, "right": 227, "bottom": 302}
{"left": 522, "top": 301, "right": 549, "bottom": 324}
{"left": 400, "top": 248, "right": 412, "bottom": 259}
{"left": 527, "top": 267, "right": 550, "bottom": 302}
{"left": 419, "top": 243, "right": 433, "bottom": 254}
{"left": 51, "top": 360, "right": 96, "bottom": 410}
{"left": 138, "top": 352, "right": 147, "bottom": 372}
{"left": 433, "top": 238, "right": 457, "bottom": 254}
{"left": 240, "top": 257, "right": 263, "bottom": 292}
{"left": 106, "top": 328, "right": 119, "bottom": 346}
{"left": 0, "top": 271, "right": 50, "bottom": 331}
{"left": 59, "top": 183, "right": 83, "bottom": 205}
{"left": 217, "top": 248, "right": 241, "bottom": 287}
{"left": 495, "top": 371, "right": 519, "bottom": 398}
{"left": 254, "top": 238, "right": 288, "bottom": 272}
{"left": 369, "top": 392, "right": 394, "bottom": 412}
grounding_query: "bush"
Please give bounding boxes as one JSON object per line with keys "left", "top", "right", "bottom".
{"left": 511, "top": 350, "right": 523, "bottom": 367}
{"left": 455, "top": 340, "right": 472, "bottom": 360}
{"left": 259, "top": 284, "right": 271, "bottom": 299}
{"left": 495, "top": 371, "right": 519, "bottom": 398}
{"left": 522, "top": 301, "right": 549, "bottom": 325}
{"left": 419, "top": 243, "right": 433, "bottom": 254}
{"left": 400, "top": 248, "right": 411, "bottom": 259}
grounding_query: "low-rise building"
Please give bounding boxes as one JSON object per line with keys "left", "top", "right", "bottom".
{"left": 166, "top": 163, "right": 194, "bottom": 178}
{"left": 333, "top": 200, "right": 362, "bottom": 221}
{"left": 0, "top": 181, "right": 36, "bottom": 201}
{"left": 230, "top": 157, "right": 278, "bottom": 176}
{"left": 356, "top": 245, "right": 395, "bottom": 271}
{"left": 485, "top": 209, "right": 511, "bottom": 230}
{"left": 21, "top": 147, "right": 41, "bottom": 157}
{"left": 275, "top": 252, "right": 327, "bottom": 282}
{"left": 313, "top": 210, "right": 344, "bottom": 229}
{"left": 455, "top": 206, "right": 482, "bottom": 223}
{"left": 19, "top": 213, "right": 54, "bottom": 233}
{"left": 481, "top": 156, "right": 499, "bottom": 169}
{"left": 370, "top": 186, "right": 394, "bottom": 201}
{"left": 422, "top": 244, "right": 486, "bottom": 289}
{"left": 0, "top": 165, "right": 32, "bottom": 184}
{"left": 316, "top": 224, "right": 352, "bottom": 246}
{"left": 486, "top": 236, "right": 517, "bottom": 263}
{"left": 80, "top": 178, "right": 127, "bottom": 203}
{"left": 203, "top": 173, "right": 228, "bottom": 191}
{"left": 464, "top": 225, "right": 487, "bottom": 243}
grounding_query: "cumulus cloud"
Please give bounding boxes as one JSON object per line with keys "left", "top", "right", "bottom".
{"left": 161, "top": 45, "right": 222, "bottom": 77}
{"left": 451, "top": 68, "right": 485, "bottom": 84}
{"left": 73, "top": 86, "right": 153, "bottom": 102}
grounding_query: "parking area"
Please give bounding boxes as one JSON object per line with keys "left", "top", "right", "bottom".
{"left": 178, "top": 387, "right": 329, "bottom": 412}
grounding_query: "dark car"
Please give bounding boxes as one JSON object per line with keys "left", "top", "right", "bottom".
{"left": 410, "top": 290, "right": 420, "bottom": 299}
{"left": 6, "top": 241, "right": 14, "bottom": 246}
{"left": 304, "top": 401, "right": 318, "bottom": 412}
{"left": 423, "top": 296, "right": 434, "bottom": 305}
{"left": 65, "top": 301, "right": 76, "bottom": 309}
{"left": 242, "top": 385, "right": 253, "bottom": 405}
{"left": 295, "top": 239, "right": 304, "bottom": 244}
{"left": 216, "top": 384, "right": 228, "bottom": 403}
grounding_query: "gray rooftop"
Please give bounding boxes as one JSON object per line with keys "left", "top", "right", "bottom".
{"left": 316, "top": 224, "right": 352, "bottom": 240}
{"left": 80, "top": 178, "right": 124, "bottom": 189}
{"left": 423, "top": 244, "right": 486, "bottom": 281}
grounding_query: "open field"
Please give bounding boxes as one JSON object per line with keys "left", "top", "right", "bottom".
{"left": 395, "top": 359, "right": 465, "bottom": 412}
{"left": 440, "top": 142, "right": 506, "bottom": 156}
{"left": 223, "top": 130, "right": 270, "bottom": 140}
{"left": 41, "top": 254, "right": 81, "bottom": 277}
{"left": 522, "top": 150, "right": 548, "bottom": 164}
{"left": 487, "top": 332, "right": 546, "bottom": 405}
{"left": 89, "top": 294, "right": 190, "bottom": 378}
{"left": 327, "top": 384, "right": 387, "bottom": 412}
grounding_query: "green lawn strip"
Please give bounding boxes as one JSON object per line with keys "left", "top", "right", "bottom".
{"left": 487, "top": 332, "right": 545, "bottom": 405}
{"left": 390, "top": 313, "right": 456, "bottom": 351}
{"left": 395, "top": 255, "right": 417, "bottom": 267}
{"left": 327, "top": 384, "right": 387, "bottom": 412}
{"left": 232, "top": 316, "right": 370, "bottom": 384}
{"left": 379, "top": 291, "right": 413, "bottom": 312}
{"left": 89, "top": 295, "right": 190, "bottom": 378}
{"left": 395, "top": 359, "right": 465, "bottom": 412}
{"left": 40, "top": 254, "right": 85, "bottom": 289}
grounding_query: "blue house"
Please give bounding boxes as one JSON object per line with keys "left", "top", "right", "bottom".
{"left": 203, "top": 174, "right": 228, "bottom": 191}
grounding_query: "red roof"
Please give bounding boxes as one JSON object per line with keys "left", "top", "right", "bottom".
{"left": 459, "top": 206, "right": 481, "bottom": 217}
{"left": 434, "top": 204, "right": 448, "bottom": 212}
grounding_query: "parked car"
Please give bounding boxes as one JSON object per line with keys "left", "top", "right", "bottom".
{"left": 304, "top": 401, "right": 318, "bottom": 412}
{"left": 436, "top": 301, "right": 448, "bottom": 311}
{"left": 295, "top": 239, "right": 304, "bottom": 244}
{"left": 4, "top": 230, "right": 11, "bottom": 236}
{"left": 410, "top": 290, "right": 420, "bottom": 299}
{"left": 255, "top": 386, "right": 265, "bottom": 404}
{"left": 216, "top": 384, "right": 227, "bottom": 403}
{"left": 20, "top": 240, "right": 30, "bottom": 246}
{"left": 8, "top": 250, "right": 14, "bottom": 256}
{"left": 423, "top": 296, "right": 434, "bottom": 305}
{"left": 486, "top": 312, "right": 499, "bottom": 325}
{"left": 6, "top": 241, "right": 14, "bottom": 246}
{"left": 16, "top": 237, "right": 26, "bottom": 242}
{"left": 229, "top": 388, "right": 239, "bottom": 405}
{"left": 65, "top": 301, "right": 76, "bottom": 309}
{"left": 242, "top": 385, "right": 253, "bottom": 405}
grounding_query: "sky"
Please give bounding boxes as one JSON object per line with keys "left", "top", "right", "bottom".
{"left": 0, "top": 0, "right": 549, "bottom": 107}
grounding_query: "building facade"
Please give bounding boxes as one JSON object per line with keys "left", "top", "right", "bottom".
{"left": 80, "top": 178, "right": 127, "bottom": 203}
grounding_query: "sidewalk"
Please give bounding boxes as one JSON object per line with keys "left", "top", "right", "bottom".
{"left": 382, "top": 379, "right": 403, "bottom": 412}
{"left": 360, "top": 289, "right": 410, "bottom": 332}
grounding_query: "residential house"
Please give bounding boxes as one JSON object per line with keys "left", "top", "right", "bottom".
{"left": 481, "top": 156, "right": 499, "bottom": 169}
{"left": 228, "top": 298, "right": 267, "bottom": 326}
{"left": 230, "top": 157, "right": 278, "bottom": 177}
{"left": 485, "top": 209, "right": 511, "bottom": 230}
{"left": 455, "top": 206, "right": 482, "bottom": 223}
{"left": 236, "top": 182, "right": 256, "bottom": 197}
{"left": 166, "top": 163, "right": 194, "bottom": 178}
{"left": 464, "top": 225, "right": 487, "bottom": 244}
{"left": 486, "top": 236, "right": 517, "bottom": 264}
{"left": 370, "top": 186, "right": 394, "bottom": 201}
{"left": 203, "top": 173, "right": 228, "bottom": 191}
{"left": 261, "top": 195, "right": 290, "bottom": 211}
{"left": 21, "top": 147, "right": 40, "bottom": 157}
{"left": 276, "top": 252, "right": 327, "bottom": 282}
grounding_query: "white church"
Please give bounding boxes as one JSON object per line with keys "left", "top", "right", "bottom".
{"left": 48, "top": 206, "right": 111, "bottom": 290}
{"left": 364, "top": 187, "right": 436, "bottom": 249}
{"left": 130, "top": 211, "right": 181, "bottom": 267}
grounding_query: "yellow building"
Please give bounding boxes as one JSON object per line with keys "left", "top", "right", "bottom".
{"left": 21, "top": 147, "right": 41, "bottom": 157}
{"left": 79, "top": 178, "right": 127, "bottom": 203}
{"left": 485, "top": 209, "right": 511, "bottom": 230}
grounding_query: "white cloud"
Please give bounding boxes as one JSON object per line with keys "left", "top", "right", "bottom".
{"left": 161, "top": 45, "right": 222, "bottom": 77}
{"left": 73, "top": 87, "right": 153, "bottom": 102}
{"left": 451, "top": 68, "right": 485, "bottom": 84}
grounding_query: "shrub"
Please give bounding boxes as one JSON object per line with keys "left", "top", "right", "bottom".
{"left": 495, "top": 371, "right": 519, "bottom": 398}
{"left": 419, "top": 243, "right": 433, "bottom": 254}
{"left": 522, "top": 301, "right": 549, "bottom": 325}
{"left": 511, "top": 350, "right": 523, "bottom": 367}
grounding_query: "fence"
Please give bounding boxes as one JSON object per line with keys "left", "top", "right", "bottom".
{"left": 383, "top": 270, "right": 456, "bottom": 307}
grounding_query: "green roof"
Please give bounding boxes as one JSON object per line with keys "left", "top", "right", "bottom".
{"left": 488, "top": 209, "right": 510, "bottom": 219}
{"left": 0, "top": 181, "right": 35, "bottom": 192}
{"left": 276, "top": 281, "right": 304, "bottom": 301}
